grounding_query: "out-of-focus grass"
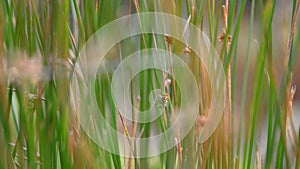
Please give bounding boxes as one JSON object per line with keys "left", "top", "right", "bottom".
{"left": 0, "top": 0, "right": 300, "bottom": 169}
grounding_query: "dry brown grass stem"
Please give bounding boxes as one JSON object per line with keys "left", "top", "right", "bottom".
{"left": 165, "top": 34, "right": 182, "bottom": 169}
{"left": 126, "top": 96, "right": 140, "bottom": 169}
{"left": 219, "top": 0, "right": 233, "bottom": 167}
{"left": 285, "top": 0, "right": 300, "bottom": 152}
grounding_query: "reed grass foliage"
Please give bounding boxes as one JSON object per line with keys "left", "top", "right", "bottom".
{"left": 0, "top": 0, "right": 300, "bottom": 169}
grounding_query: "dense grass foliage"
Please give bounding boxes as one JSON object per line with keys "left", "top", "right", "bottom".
{"left": 0, "top": 0, "right": 299, "bottom": 168}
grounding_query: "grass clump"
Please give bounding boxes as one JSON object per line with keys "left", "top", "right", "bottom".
{"left": 0, "top": 0, "right": 300, "bottom": 168}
